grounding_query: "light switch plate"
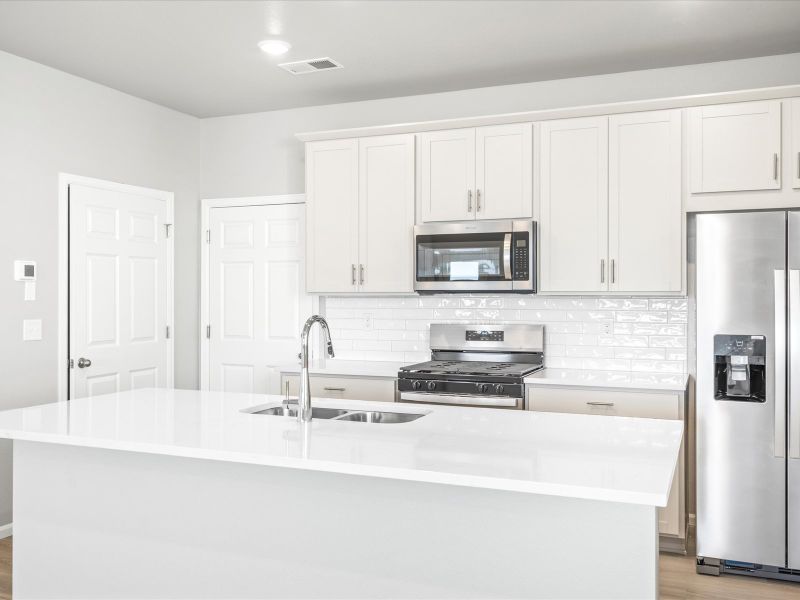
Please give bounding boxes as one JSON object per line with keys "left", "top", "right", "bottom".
{"left": 23, "top": 319, "right": 42, "bottom": 341}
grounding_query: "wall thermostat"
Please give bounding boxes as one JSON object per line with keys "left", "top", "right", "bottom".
{"left": 14, "top": 260, "right": 36, "bottom": 281}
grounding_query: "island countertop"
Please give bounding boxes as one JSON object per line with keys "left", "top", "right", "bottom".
{"left": 0, "top": 388, "right": 682, "bottom": 506}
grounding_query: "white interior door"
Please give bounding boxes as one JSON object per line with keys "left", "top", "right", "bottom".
{"left": 208, "top": 204, "right": 310, "bottom": 394}
{"left": 539, "top": 116, "right": 609, "bottom": 292}
{"left": 69, "top": 183, "right": 170, "bottom": 399}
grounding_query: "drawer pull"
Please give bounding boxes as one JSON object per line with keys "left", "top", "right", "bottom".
{"left": 587, "top": 401, "right": 615, "bottom": 407}
{"left": 323, "top": 387, "right": 346, "bottom": 392}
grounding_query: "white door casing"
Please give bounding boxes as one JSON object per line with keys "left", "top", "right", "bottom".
{"left": 475, "top": 123, "right": 533, "bottom": 220}
{"left": 609, "top": 109, "right": 683, "bottom": 293}
{"left": 418, "top": 128, "right": 476, "bottom": 222}
{"left": 208, "top": 203, "right": 311, "bottom": 394}
{"left": 689, "top": 100, "right": 782, "bottom": 193}
{"left": 69, "top": 183, "right": 171, "bottom": 399}
{"left": 539, "top": 116, "right": 609, "bottom": 293}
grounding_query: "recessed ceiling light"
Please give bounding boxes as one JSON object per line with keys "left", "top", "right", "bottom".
{"left": 258, "top": 39, "right": 291, "bottom": 56}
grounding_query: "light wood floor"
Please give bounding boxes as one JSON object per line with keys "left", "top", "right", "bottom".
{"left": 0, "top": 536, "right": 797, "bottom": 599}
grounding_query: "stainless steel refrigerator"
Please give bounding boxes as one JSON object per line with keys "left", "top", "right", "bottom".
{"left": 696, "top": 210, "right": 800, "bottom": 581}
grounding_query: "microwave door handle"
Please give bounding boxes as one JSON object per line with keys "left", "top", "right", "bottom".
{"left": 503, "top": 233, "right": 512, "bottom": 280}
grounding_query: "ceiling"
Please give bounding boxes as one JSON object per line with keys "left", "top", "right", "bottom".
{"left": 1, "top": 0, "right": 800, "bottom": 118}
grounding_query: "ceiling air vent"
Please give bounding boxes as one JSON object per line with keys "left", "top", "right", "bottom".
{"left": 278, "top": 57, "right": 344, "bottom": 75}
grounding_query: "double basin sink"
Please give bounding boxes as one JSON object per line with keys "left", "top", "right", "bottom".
{"left": 247, "top": 403, "right": 426, "bottom": 424}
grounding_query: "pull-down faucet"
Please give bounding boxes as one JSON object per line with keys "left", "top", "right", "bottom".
{"left": 298, "top": 315, "right": 335, "bottom": 422}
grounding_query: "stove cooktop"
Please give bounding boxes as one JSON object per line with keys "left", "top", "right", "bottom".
{"left": 399, "top": 360, "right": 543, "bottom": 378}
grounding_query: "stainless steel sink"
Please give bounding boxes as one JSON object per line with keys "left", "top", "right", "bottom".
{"left": 251, "top": 406, "right": 350, "bottom": 419}
{"left": 335, "top": 411, "right": 426, "bottom": 424}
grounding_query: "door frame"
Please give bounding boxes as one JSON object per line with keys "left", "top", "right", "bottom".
{"left": 58, "top": 173, "right": 175, "bottom": 402}
{"left": 199, "top": 194, "right": 315, "bottom": 391}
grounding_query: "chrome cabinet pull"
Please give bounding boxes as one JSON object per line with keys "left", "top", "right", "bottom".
{"left": 351, "top": 264, "right": 356, "bottom": 285}
{"left": 600, "top": 259, "right": 605, "bottom": 284}
{"left": 359, "top": 264, "right": 365, "bottom": 285}
{"left": 467, "top": 189, "right": 473, "bottom": 212}
{"left": 587, "top": 401, "right": 614, "bottom": 407}
{"left": 476, "top": 189, "right": 482, "bottom": 212}
{"left": 611, "top": 259, "right": 616, "bottom": 284}
{"left": 77, "top": 357, "right": 92, "bottom": 368}
{"left": 774, "top": 153, "right": 780, "bottom": 181}
{"left": 323, "top": 387, "right": 346, "bottom": 392}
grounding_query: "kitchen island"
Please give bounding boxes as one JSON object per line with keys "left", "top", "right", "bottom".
{"left": 0, "top": 389, "right": 682, "bottom": 599}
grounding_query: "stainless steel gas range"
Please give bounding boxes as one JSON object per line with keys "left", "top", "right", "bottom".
{"left": 397, "top": 323, "right": 544, "bottom": 410}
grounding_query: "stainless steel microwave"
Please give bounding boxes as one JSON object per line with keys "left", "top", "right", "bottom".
{"left": 414, "top": 220, "right": 536, "bottom": 293}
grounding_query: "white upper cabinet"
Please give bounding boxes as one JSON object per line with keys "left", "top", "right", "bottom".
{"left": 475, "top": 124, "right": 533, "bottom": 220}
{"left": 418, "top": 129, "right": 475, "bottom": 222}
{"left": 609, "top": 110, "right": 683, "bottom": 293}
{"left": 539, "top": 116, "right": 609, "bottom": 293}
{"left": 419, "top": 124, "right": 532, "bottom": 222}
{"left": 358, "top": 134, "right": 415, "bottom": 293}
{"left": 689, "top": 100, "right": 782, "bottom": 193}
{"left": 793, "top": 98, "right": 800, "bottom": 190}
{"left": 306, "top": 135, "right": 415, "bottom": 294}
{"left": 306, "top": 139, "right": 359, "bottom": 294}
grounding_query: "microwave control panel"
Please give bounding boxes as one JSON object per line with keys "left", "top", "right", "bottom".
{"left": 512, "top": 233, "right": 530, "bottom": 280}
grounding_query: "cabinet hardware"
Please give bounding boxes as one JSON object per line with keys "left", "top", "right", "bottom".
{"left": 205, "top": 229, "right": 210, "bottom": 244}
{"left": 797, "top": 152, "right": 800, "bottom": 179}
{"left": 774, "top": 153, "right": 779, "bottom": 180}
{"left": 351, "top": 264, "right": 356, "bottom": 285}
{"left": 359, "top": 264, "right": 365, "bottom": 285}
{"left": 166, "top": 325, "right": 171, "bottom": 339}
{"left": 587, "top": 401, "right": 614, "bottom": 407}
{"left": 285, "top": 381, "right": 290, "bottom": 402}
{"left": 611, "top": 259, "right": 616, "bottom": 284}
{"left": 323, "top": 387, "right": 346, "bottom": 392}
{"left": 467, "top": 189, "right": 473, "bottom": 213}
{"left": 206, "top": 325, "right": 211, "bottom": 339}
{"left": 600, "top": 259, "right": 605, "bottom": 284}
{"left": 476, "top": 189, "right": 482, "bottom": 212}
{"left": 165, "top": 223, "right": 173, "bottom": 238}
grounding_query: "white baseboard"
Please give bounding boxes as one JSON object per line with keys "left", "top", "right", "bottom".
{"left": 0, "top": 523, "right": 12, "bottom": 539}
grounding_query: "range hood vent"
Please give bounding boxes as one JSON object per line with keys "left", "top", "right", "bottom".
{"left": 278, "top": 57, "right": 343, "bottom": 75}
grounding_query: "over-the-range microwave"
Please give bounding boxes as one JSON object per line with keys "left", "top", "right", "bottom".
{"left": 414, "top": 220, "right": 536, "bottom": 293}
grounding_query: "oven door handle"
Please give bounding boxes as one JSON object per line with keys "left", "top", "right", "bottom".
{"left": 503, "top": 233, "right": 512, "bottom": 280}
{"left": 399, "top": 392, "right": 519, "bottom": 408}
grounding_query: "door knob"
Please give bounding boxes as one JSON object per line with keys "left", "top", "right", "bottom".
{"left": 77, "top": 357, "right": 92, "bottom": 368}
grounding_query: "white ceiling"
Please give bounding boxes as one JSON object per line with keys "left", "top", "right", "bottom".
{"left": 1, "top": 0, "right": 799, "bottom": 118}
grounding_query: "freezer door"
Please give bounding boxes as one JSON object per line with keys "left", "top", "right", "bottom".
{"left": 696, "top": 211, "right": 787, "bottom": 567}
{"left": 788, "top": 211, "right": 800, "bottom": 569}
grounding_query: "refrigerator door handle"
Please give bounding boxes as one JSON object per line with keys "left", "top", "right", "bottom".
{"left": 776, "top": 269, "right": 787, "bottom": 459}
{"left": 790, "top": 269, "right": 800, "bottom": 459}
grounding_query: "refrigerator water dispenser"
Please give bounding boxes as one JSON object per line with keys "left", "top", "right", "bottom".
{"left": 713, "top": 334, "right": 766, "bottom": 402}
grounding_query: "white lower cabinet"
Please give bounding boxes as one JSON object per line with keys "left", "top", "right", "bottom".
{"left": 280, "top": 374, "right": 396, "bottom": 403}
{"left": 527, "top": 385, "right": 686, "bottom": 542}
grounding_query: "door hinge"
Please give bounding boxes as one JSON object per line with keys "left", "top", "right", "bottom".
{"left": 206, "top": 229, "right": 211, "bottom": 244}
{"left": 166, "top": 325, "right": 171, "bottom": 339}
{"left": 165, "top": 223, "right": 173, "bottom": 238}
{"left": 206, "top": 324, "right": 211, "bottom": 339}
{"left": 68, "top": 358, "right": 74, "bottom": 369}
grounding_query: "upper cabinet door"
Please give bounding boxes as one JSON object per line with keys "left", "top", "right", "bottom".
{"left": 475, "top": 124, "right": 533, "bottom": 220}
{"left": 358, "top": 134, "right": 415, "bottom": 293}
{"left": 539, "top": 116, "right": 609, "bottom": 293}
{"left": 792, "top": 98, "right": 800, "bottom": 190}
{"left": 418, "top": 129, "right": 476, "bottom": 222}
{"left": 305, "top": 139, "right": 359, "bottom": 293}
{"left": 609, "top": 110, "right": 683, "bottom": 293}
{"left": 689, "top": 100, "right": 781, "bottom": 193}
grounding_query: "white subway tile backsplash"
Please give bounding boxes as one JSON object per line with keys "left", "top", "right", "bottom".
{"left": 324, "top": 294, "right": 688, "bottom": 373}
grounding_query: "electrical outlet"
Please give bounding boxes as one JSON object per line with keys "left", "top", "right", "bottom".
{"left": 363, "top": 312, "right": 373, "bottom": 330}
{"left": 23, "top": 319, "right": 42, "bottom": 341}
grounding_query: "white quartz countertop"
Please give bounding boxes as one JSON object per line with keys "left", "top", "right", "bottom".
{"left": 0, "top": 389, "right": 682, "bottom": 506}
{"left": 278, "top": 360, "right": 408, "bottom": 378}
{"left": 525, "top": 368, "right": 689, "bottom": 392}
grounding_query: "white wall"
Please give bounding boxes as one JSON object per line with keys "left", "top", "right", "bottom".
{"left": 0, "top": 50, "right": 201, "bottom": 527}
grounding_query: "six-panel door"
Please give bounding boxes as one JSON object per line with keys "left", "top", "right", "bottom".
{"left": 306, "top": 139, "right": 359, "bottom": 293}
{"left": 689, "top": 100, "right": 782, "bottom": 193}
{"left": 539, "top": 116, "right": 609, "bottom": 292}
{"left": 609, "top": 110, "right": 683, "bottom": 292}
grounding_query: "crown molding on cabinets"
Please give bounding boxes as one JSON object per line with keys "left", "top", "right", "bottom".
{"left": 295, "top": 84, "right": 800, "bottom": 142}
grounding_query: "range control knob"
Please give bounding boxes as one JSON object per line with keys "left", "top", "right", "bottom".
{"left": 426, "top": 381, "right": 437, "bottom": 391}
{"left": 412, "top": 380, "right": 423, "bottom": 391}
{"left": 495, "top": 384, "right": 505, "bottom": 395}
{"left": 477, "top": 383, "right": 490, "bottom": 393}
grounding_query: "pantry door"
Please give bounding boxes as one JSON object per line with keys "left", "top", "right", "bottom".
{"left": 208, "top": 203, "right": 311, "bottom": 394}
{"left": 69, "top": 182, "right": 173, "bottom": 399}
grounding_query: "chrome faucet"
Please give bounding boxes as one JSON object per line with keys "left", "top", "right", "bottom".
{"left": 298, "top": 315, "right": 335, "bottom": 422}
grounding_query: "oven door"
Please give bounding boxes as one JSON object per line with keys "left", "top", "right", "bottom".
{"left": 415, "top": 221, "right": 514, "bottom": 292}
